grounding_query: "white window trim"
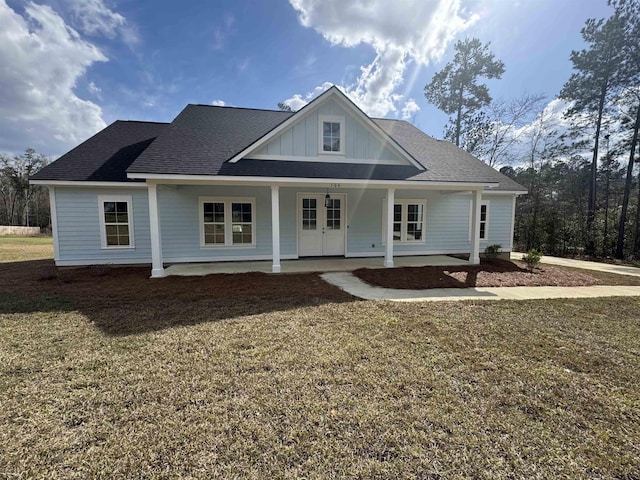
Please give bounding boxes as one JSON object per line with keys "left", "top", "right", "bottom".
{"left": 468, "top": 200, "right": 490, "bottom": 242}
{"left": 382, "top": 198, "right": 427, "bottom": 245}
{"left": 98, "top": 194, "right": 135, "bottom": 250}
{"left": 318, "top": 114, "right": 345, "bottom": 156}
{"left": 199, "top": 196, "right": 256, "bottom": 248}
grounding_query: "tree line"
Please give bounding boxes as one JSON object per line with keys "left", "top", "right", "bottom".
{"left": 0, "top": 149, "right": 50, "bottom": 229}
{"left": 424, "top": 0, "right": 640, "bottom": 260}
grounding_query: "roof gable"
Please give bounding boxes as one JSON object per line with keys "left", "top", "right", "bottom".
{"left": 228, "top": 86, "right": 424, "bottom": 170}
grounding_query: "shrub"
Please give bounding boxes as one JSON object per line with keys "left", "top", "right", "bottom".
{"left": 484, "top": 244, "right": 502, "bottom": 259}
{"left": 522, "top": 249, "right": 542, "bottom": 271}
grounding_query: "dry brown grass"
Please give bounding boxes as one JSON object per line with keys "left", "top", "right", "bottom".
{"left": 1, "top": 241, "right": 640, "bottom": 478}
{"left": 0, "top": 235, "right": 53, "bottom": 262}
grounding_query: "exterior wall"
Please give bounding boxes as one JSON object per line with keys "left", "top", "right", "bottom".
{"left": 52, "top": 185, "right": 517, "bottom": 266}
{"left": 480, "top": 195, "right": 515, "bottom": 251}
{"left": 54, "top": 187, "right": 152, "bottom": 265}
{"left": 158, "top": 185, "right": 277, "bottom": 262}
{"left": 346, "top": 189, "right": 476, "bottom": 256}
{"left": 251, "top": 99, "right": 405, "bottom": 164}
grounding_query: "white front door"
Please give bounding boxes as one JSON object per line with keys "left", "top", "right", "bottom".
{"left": 298, "top": 194, "right": 346, "bottom": 257}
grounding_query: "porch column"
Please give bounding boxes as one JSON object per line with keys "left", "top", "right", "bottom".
{"left": 48, "top": 186, "right": 60, "bottom": 263}
{"left": 271, "top": 185, "right": 281, "bottom": 273}
{"left": 385, "top": 187, "right": 395, "bottom": 268}
{"left": 470, "top": 188, "right": 482, "bottom": 265}
{"left": 148, "top": 182, "right": 165, "bottom": 278}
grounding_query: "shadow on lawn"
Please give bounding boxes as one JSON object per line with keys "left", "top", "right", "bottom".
{"left": 0, "top": 260, "right": 357, "bottom": 336}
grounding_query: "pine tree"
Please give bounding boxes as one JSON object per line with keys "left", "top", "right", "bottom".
{"left": 611, "top": 0, "right": 640, "bottom": 259}
{"left": 559, "top": 11, "right": 627, "bottom": 255}
{"left": 424, "top": 38, "right": 504, "bottom": 148}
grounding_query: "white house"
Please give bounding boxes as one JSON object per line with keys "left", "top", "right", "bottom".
{"left": 30, "top": 86, "right": 526, "bottom": 278}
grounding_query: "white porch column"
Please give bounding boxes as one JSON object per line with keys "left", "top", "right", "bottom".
{"left": 271, "top": 185, "right": 281, "bottom": 273}
{"left": 148, "top": 182, "right": 165, "bottom": 278}
{"left": 470, "top": 188, "right": 482, "bottom": 265}
{"left": 385, "top": 187, "right": 395, "bottom": 268}
{"left": 48, "top": 186, "right": 60, "bottom": 263}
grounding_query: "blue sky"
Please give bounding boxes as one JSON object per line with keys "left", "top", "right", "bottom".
{"left": 0, "top": 0, "right": 614, "bottom": 157}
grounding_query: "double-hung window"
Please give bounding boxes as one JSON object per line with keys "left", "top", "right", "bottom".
{"left": 469, "top": 201, "right": 490, "bottom": 241}
{"left": 200, "top": 197, "right": 255, "bottom": 247}
{"left": 385, "top": 199, "right": 426, "bottom": 244}
{"left": 319, "top": 115, "right": 345, "bottom": 155}
{"left": 99, "top": 195, "right": 134, "bottom": 249}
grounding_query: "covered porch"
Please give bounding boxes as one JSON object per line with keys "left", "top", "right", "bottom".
{"left": 163, "top": 254, "right": 470, "bottom": 276}
{"left": 143, "top": 180, "right": 490, "bottom": 278}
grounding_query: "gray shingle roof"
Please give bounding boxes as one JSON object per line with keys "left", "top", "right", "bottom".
{"left": 31, "top": 120, "right": 168, "bottom": 182}
{"left": 127, "top": 105, "right": 293, "bottom": 175}
{"left": 373, "top": 119, "right": 526, "bottom": 191}
{"left": 33, "top": 103, "right": 525, "bottom": 192}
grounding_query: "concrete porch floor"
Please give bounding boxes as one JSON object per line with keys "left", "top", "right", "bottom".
{"left": 164, "top": 255, "right": 469, "bottom": 276}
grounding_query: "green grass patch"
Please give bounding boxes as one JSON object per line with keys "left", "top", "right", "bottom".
{"left": 0, "top": 235, "right": 53, "bottom": 245}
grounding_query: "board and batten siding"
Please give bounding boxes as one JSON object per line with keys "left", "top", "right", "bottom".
{"left": 54, "top": 187, "right": 152, "bottom": 264}
{"left": 252, "top": 99, "right": 405, "bottom": 164}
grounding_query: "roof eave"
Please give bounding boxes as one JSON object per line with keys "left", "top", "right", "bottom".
{"left": 126, "top": 171, "right": 498, "bottom": 189}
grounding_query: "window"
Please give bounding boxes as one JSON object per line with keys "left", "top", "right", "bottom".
{"left": 469, "top": 200, "right": 490, "bottom": 241}
{"left": 480, "top": 204, "right": 488, "bottom": 240}
{"left": 326, "top": 198, "right": 341, "bottom": 230}
{"left": 200, "top": 197, "right": 255, "bottom": 247}
{"left": 323, "top": 122, "right": 341, "bottom": 152}
{"left": 383, "top": 199, "right": 426, "bottom": 244}
{"left": 99, "top": 195, "right": 134, "bottom": 249}
{"left": 302, "top": 198, "right": 317, "bottom": 230}
{"left": 319, "top": 115, "right": 345, "bottom": 154}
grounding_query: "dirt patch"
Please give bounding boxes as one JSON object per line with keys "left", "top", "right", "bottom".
{"left": 353, "top": 258, "right": 628, "bottom": 289}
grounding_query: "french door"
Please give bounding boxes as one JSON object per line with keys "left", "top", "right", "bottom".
{"left": 298, "top": 194, "right": 345, "bottom": 256}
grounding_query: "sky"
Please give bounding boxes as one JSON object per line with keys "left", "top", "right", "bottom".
{"left": 0, "top": 0, "right": 615, "bottom": 158}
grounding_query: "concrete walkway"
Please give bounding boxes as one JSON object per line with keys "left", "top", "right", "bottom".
{"left": 320, "top": 272, "right": 640, "bottom": 302}
{"left": 511, "top": 252, "right": 640, "bottom": 277}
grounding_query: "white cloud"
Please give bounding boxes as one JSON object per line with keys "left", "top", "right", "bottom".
{"left": 66, "top": 0, "right": 138, "bottom": 46}
{"left": 213, "top": 12, "right": 235, "bottom": 50}
{"left": 401, "top": 99, "right": 420, "bottom": 121}
{"left": 0, "top": 1, "right": 108, "bottom": 155}
{"left": 88, "top": 81, "right": 102, "bottom": 95}
{"left": 211, "top": 99, "right": 226, "bottom": 106}
{"left": 283, "top": 81, "right": 334, "bottom": 111}
{"left": 286, "top": 0, "right": 477, "bottom": 117}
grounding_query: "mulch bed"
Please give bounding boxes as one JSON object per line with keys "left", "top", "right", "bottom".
{"left": 0, "top": 260, "right": 355, "bottom": 335}
{"left": 353, "top": 258, "right": 618, "bottom": 289}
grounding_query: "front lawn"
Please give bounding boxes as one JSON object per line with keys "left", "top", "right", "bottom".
{"left": 1, "top": 245, "right": 639, "bottom": 477}
{"left": 0, "top": 234, "right": 53, "bottom": 262}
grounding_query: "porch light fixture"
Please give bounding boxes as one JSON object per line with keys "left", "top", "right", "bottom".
{"left": 324, "top": 190, "right": 331, "bottom": 208}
